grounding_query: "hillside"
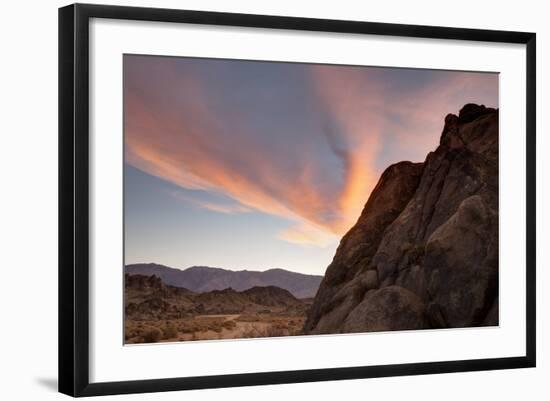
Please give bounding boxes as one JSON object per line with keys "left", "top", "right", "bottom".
{"left": 124, "top": 274, "right": 311, "bottom": 343}
{"left": 304, "top": 104, "right": 499, "bottom": 334}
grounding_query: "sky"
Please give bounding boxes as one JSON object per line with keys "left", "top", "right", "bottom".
{"left": 124, "top": 55, "right": 498, "bottom": 275}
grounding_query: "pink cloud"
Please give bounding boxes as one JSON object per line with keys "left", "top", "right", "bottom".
{"left": 124, "top": 58, "right": 497, "bottom": 247}
{"left": 169, "top": 191, "right": 252, "bottom": 214}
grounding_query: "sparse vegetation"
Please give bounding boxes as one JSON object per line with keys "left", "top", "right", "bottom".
{"left": 162, "top": 323, "right": 178, "bottom": 339}
{"left": 124, "top": 274, "right": 311, "bottom": 344}
{"left": 142, "top": 326, "right": 163, "bottom": 343}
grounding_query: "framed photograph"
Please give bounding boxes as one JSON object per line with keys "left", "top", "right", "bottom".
{"left": 58, "top": 3, "right": 536, "bottom": 397}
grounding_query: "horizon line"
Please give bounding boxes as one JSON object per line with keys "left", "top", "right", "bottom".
{"left": 124, "top": 262, "right": 325, "bottom": 276}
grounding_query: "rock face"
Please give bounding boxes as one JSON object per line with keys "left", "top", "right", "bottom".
{"left": 304, "top": 104, "right": 498, "bottom": 334}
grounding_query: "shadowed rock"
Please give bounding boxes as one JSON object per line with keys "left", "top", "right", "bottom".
{"left": 304, "top": 104, "right": 498, "bottom": 334}
{"left": 125, "top": 274, "right": 306, "bottom": 320}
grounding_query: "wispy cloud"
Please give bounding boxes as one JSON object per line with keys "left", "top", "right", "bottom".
{"left": 310, "top": 65, "right": 385, "bottom": 232}
{"left": 170, "top": 190, "right": 252, "bottom": 215}
{"left": 124, "top": 56, "right": 498, "bottom": 247}
{"left": 277, "top": 222, "right": 339, "bottom": 247}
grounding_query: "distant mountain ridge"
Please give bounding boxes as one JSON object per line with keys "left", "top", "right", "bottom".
{"left": 125, "top": 263, "right": 322, "bottom": 298}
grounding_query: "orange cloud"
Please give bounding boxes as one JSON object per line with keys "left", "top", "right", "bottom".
{"left": 124, "top": 68, "right": 349, "bottom": 246}
{"left": 309, "top": 65, "right": 385, "bottom": 232}
{"left": 384, "top": 71, "right": 499, "bottom": 156}
{"left": 277, "top": 222, "right": 339, "bottom": 247}
{"left": 169, "top": 191, "right": 252, "bottom": 214}
{"left": 124, "top": 58, "right": 497, "bottom": 247}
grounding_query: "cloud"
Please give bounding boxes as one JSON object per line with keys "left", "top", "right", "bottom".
{"left": 308, "top": 65, "right": 386, "bottom": 233}
{"left": 170, "top": 190, "right": 252, "bottom": 214}
{"left": 277, "top": 222, "right": 339, "bottom": 248}
{"left": 124, "top": 56, "right": 498, "bottom": 247}
{"left": 381, "top": 71, "right": 499, "bottom": 158}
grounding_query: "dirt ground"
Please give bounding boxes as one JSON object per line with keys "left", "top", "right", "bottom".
{"left": 125, "top": 312, "right": 307, "bottom": 344}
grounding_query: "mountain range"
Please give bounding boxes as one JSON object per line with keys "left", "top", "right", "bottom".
{"left": 125, "top": 263, "right": 322, "bottom": 299}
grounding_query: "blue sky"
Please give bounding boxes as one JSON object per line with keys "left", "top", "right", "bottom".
{"left": 124, "top": 55, "right": 498, "bottom": 275}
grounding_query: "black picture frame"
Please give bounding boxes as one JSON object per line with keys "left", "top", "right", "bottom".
{"left": 59, "top": 3, "right": 536, "bottom": 397}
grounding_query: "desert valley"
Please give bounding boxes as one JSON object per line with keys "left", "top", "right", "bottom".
{"left": 124, "top": 265, "right": 321, "bottom": 343}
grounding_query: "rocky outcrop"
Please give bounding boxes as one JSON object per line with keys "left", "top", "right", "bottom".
{"left": 241, "top": 286, "right": 302, "bottom": 307}
{"left": 125, "top": 274, "right": 166, "bottom": 291}
{"left": 304, "top": 104, "right": 498, "bottom": 334}
{"left": 125, "top": 274, "right": 306, "bottom": 319}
